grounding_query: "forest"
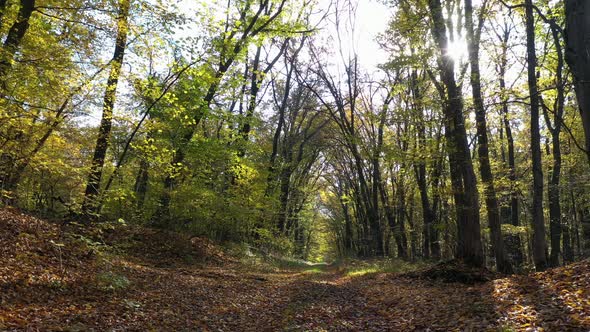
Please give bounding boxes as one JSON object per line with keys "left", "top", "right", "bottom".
{"left": 0, "top": 0, "right": 589, "bottom": 330}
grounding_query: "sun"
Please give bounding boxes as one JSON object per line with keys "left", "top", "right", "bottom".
{"left": 446, "top": 38, "right": 468, "bottom": 62}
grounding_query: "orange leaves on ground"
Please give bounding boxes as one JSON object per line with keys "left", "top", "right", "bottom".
{"left": 1, "top": 209, "right": 589, "bottom": 331}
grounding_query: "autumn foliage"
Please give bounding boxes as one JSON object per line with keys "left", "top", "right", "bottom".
{"left": 1, "top": 209, "right": 589, "bottom": 331}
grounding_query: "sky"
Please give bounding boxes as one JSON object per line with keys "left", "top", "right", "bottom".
{"left": 318, "top": 0, "right": 392, "bottom": 72}
{"left": 343, "top": 0, "right": 391, "bottom": 70}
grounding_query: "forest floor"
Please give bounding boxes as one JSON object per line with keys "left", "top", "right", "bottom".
{"left": 1, "top": 208, "right": 590, "bottom": 331}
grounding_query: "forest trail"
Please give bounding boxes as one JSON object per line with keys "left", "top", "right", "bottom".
{"left": 1, "top": 209, "right": 589, "bottom": 331}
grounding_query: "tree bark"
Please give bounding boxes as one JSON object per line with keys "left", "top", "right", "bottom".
{"left": 410, "top": 70, "right": 439, "bottom": 260}
{"left": 496, "top": 25, "right": 524, "bottom": 266}
{"left": 525, "top": 0, "right": 548, "bottom": 271}
{"left": 465, "top": 0, "right": 512, "bottom": 273}
{"left": 565, "top": 0, "right": 590, "bottom": 163}
{"left": 239, "top": 40, "right": 289, "bottom": 148}
{"left": 82, "top": 0, "right": 130, "bottom": 216}
{"left": 0, "top": 0, "right": 35, "bottom": 86}
{"left": 541, "top": 17, "right": 566, "bottom": 268}
{"left": 564, "top": 176, "right": 576, "bottom": 262}
{"left": 134, "top": 158, "right": 149, "bottom": 210}
{"left": 427, "top": 0, "right": 483, "bottom": 267}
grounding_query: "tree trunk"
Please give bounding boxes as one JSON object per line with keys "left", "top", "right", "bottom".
{"left": 430, "top": 152, "right": 444, "bottom": 259}
{"left": 497, "top": 25, "right": 523, "bottom": 266}
{"left": 427, "top": 0, "right": 483, "bottom": 267}
{"left": 0, "top": 0, "right": 35, "bottom": 85}
{"left": 565, "top": 0, "right": 590, "bottom": 163}
{"left": 543, "top": 19, "right": 566, "bottom": 268}
{"left": 277, "top": 163, "right": 293, "bottom": 233}
{"left": 410, "top": 70, "right": 438, "bottom": 260}
{"left": 564, "top": 178, "right": 576, "bottom": 262}
{"left": 380, "top": 181, "right": 403, "bottom": 259}
{"left": 339, "top": 184, "right": 355, "bottom": 254}
{"left": 134, "top": 158, "right": 149, "bottom": 210}
{"left": 82, "top": 0, "right": 130, "bottom": 216}
{"left": 547, "top": 135, "right": 562, "bottom": 267}
{"left": 415, "top": 159, "right": 436, "bottom": 259}
{"left": 393, "top": 170, "right": 409, "bottom": 260}
{"left": 266, "top": 61, "right": 294, "bottom": 197}
{"left": 525, "top": 0, "right": 548, "bottom": 271}
{"left": 465, "top": 0, "right": 512, "bottom": 273}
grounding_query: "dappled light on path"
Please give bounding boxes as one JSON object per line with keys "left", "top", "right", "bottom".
{"left": 1, "top": 209, "right": 589, "bottom": 331}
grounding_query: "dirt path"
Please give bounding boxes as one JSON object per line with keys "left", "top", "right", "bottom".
{"left": 7, "top": 257, "right": 589, "bottom": 331}
{"left": 0, "top": 253, "right": 590, "bottom": 331}
{"left": 1, "top": 210, "right": 589, "bottom": 331}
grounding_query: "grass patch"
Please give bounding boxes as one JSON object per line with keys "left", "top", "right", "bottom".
{"left": 96, "top": 271, "right": 130, "bottom": 291}
{"left": 301, "top": 267, "right": 327, "bottom": 275}
{"left": 342, "top": 258, "right": 430, "bottom": 277}
{"left": 346, "top": 267, "right": 379, "bottom": 277}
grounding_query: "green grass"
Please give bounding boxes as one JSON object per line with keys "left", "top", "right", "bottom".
{"left": 342, "top": 258, "right": 429, "bottom": 277}
{"left": 301, "top": 267, "right": 327, "bottom": 275}
{"left": 95, "top": 271, "right": 130, "bottom": 291}
{"left": 346, "top": 267, "right": 379, "bottom": 277}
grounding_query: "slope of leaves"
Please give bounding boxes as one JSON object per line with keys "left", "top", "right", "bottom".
{"left": 0, "top": 209, "right": 589, "bottom": 331}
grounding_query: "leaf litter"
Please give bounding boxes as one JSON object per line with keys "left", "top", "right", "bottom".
{"left": 0, "top": 208, "right": 588, "bottom": 331}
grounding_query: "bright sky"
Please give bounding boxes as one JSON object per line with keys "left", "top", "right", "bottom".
{"left": 346, "top": 0, "right": 391, "bottom": 70}
{"left": 318, "top": 0, "right": 391, "bottom": 71}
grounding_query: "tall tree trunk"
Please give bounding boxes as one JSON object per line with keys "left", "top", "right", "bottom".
{"left": 405, "top": 187, "right": 417, "bottom": 261}
{"left": 565, "top": 0, "right": 590, "bottom": 163}
{"left": 427, "top": 0, "right": 483, "bottom": 267}
{"left": 339, "top": 182, "right": 355, "bottom": 254}
{"left": 82, "top": 0, "right": 130, "bottom": 216}
{"left": 239, "top": 39, "right": 289, "bottom": 150}
{"left": 239, "top": 45, "right": 263, "bottom": 147}
{"left": 266, "top": 57, "right": 295, "bottom": 197}
{"left": 415, "top": 158, "right": 435, "bottom": 259}
{"left": 525, "top": 0, "right": 548, "bottom": 271}
{"left": 134, "top": 158, "right": 149, "bottom": 210}
{"left": 377, "top": 103, "right": 407, "bottom": 259}
{"left": 277, "top": 163, "right": 293, "bottom": 233}
{"left": 410, "top": 70, "right": 438, "bottom": 260}
{"left": 429, "top": 156, "right": 443, "bottom": 259}
{"left": 371, "top": 98, "right": 392, "bottom": 257}
{"left": 393, "top": 170, "right": 409, "bottom": 259}
{"left": 0, "top": 0, "right": 35, "bottom": 85}
{"left": 542, "top": 18, "right": 566, "bottom": 268}
{"left": 564, "top": 176, "right": 576, "bottom": 262}
{"left": 497, "top": 25, "right": 523, "bottom": 266}
{"left": 380, "top": 181, "right": 404, "bottom": 259}
{"left": 465, "top": 0, "right": 512, "bottom": 273}
{"left": 547, "top": 134, "right": 562, "bottom": 267}
{"left": 83, "top": 0, "right": 130, "bottom": 214}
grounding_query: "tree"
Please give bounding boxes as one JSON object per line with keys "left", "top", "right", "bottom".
{"left": 537, "top": 4, "right": 566, "bottom": 267}
{"left": 82, "top": 0, "right": 131, "bottom": 216}
{"left": 152, "top": 0, "right": 291, "bottom": 224}
{"left": 465, "top": 0, "right": 512, "bottom": 273}
{"left": 565, "top": 0, "right": 590, "bottom": 163}
{"left": 490, "top": 17, "right": 525, "bottom": 267}
{"left": 0, "top": 0, "right": 35, "bottom": 86}
{"left": 426, "top": 0, "right": 483, "bottom": 267}
{"left": 524, "top": 0, "right": 548, "bottom": 271}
